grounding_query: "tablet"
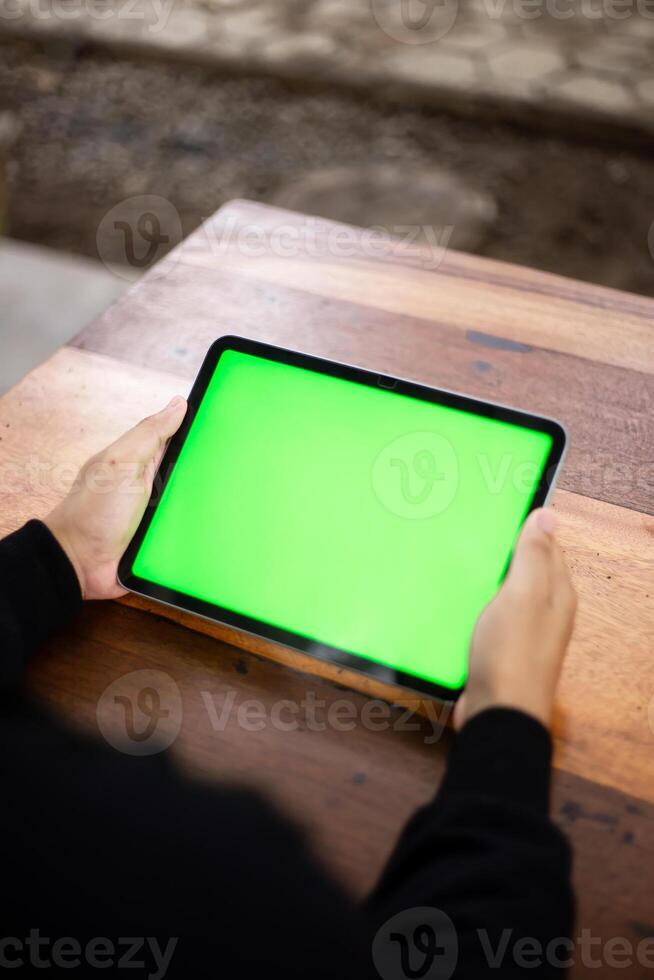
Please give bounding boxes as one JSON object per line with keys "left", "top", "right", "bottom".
{"left": 118, "top": 336, "right": 566, "bottom": 701}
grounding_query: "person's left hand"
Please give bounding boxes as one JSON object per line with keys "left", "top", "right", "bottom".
{"left": 45, "top": 397, "right": 187, "bottom": 600}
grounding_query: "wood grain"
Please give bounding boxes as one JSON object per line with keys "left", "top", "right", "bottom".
{"left": 165, "top": 200, "right": 654, "bottom": 375}
{"left": 0, "top": 347, "right": 188, "bottom": 535}
{"left": 2, "top": 199, "right": 653, "bottom": 974}
{"left": 75, "top": 260, "right": 654, "bottom": 515}
{"left": 1, "top": 345, "right": 652, "bottom": 803}
{"left": 29, "top": 601, "right": 654, "bottom": 979}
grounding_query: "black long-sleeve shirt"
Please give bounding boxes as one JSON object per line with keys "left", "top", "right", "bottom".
{"left": 0, "top": 521, "right": 574, "bottom": 977}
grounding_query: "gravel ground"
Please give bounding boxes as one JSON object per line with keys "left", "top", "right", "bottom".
{"left": 3, "top": 38, "right": 654, "bottom": 297}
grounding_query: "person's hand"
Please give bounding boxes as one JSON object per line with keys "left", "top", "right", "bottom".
{"left": 44, "top": 397, "right": 187, "bottom": 600}
{"left": 454, "top": 508, "right": 577, "bottom": 732}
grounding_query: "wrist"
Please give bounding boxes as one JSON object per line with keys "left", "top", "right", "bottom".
{"left": 43, "top": 512, "right": 87, "bottom": 599}
{"left": 463, "top": 681, "right": 553, "bottom": 730}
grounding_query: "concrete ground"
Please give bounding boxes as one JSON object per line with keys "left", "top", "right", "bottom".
{"left": 0, "top": 238, "right": 126, "bottom": 393}
{"left": 3, "top": 39, "right": 654, "bottom": 299}
{"left": 1, "top": 0, "right": 654, "bottom": 138}
{"left": 1, "top": 3, "right": 654, "bottom": 382}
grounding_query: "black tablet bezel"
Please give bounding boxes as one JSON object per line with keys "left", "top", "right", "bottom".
{"left": 118, "top": 335, "right": 567, "bottom": 702}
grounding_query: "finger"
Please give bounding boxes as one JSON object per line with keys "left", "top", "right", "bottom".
{"left": 151, "top": 441, "right": 168, "bottom": 477}
{"left": 148, "top": 397, "right": 188, "bottom": 473}
{"left": 145, "top": 432, "right": 175, "bottom": 491}
{"left": 108, "top": 397, "right": 187, "bottom": 468}
{"left": 505, "top": 508, "right": 555, "bottom": 597}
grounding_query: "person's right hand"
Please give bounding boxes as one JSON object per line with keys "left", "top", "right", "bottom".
{"left": 454, "top": 508, "right": 577, "bottom": 732}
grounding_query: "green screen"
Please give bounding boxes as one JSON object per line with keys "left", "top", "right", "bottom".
{"left": 132, "top": 349, "right": 552, "bottom": 691}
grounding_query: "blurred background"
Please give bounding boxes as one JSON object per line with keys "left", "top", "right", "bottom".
{"left": 1, "top": 0, "right": 654, "bottom": 392}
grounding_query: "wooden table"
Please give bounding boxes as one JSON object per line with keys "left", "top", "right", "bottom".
{"left": 1, "top": 200, "right": 653, "bottom": 976}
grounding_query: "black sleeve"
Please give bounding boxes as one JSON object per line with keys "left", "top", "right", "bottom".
{"left": 0, "top": 520, "right": 82, "bottom": 689}
{"left": 366, "top": 708, "right": 575, "bottom": 977}
{"left": 0, "top": 522, "right": 573, "bottom": 978}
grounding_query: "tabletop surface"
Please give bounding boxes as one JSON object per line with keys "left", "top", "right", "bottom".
{"left": 1, "top": 199, "right": 653, "bottom": 975}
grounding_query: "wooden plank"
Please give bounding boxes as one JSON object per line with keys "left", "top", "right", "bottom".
{"left": 214, "top": 200, "right": 654, "bottom": 321}
{"left": 160, "top": 200, "right": 654, "bottom": 375}
{"left": 552, "top": 494, "right": 654, "bottom": 801}
{"left": 28, "top": 601, "right": 654, "bottom": 979}
{"left": 1, "top": 345, "right": 653, "bottom": 805}
{"left": 74, "top": 261, "right": 654, "bottom": 515}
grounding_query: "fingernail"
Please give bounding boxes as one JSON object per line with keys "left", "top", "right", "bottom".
{"left": 536, "top": 508, "right": 556, "bottom": 535}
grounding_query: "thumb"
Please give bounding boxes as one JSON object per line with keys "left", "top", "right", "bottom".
{"left": 505, "top": 508, "right": 556, "bottom": 596}
{"left": 150, "top": 396, "right": 188, "bottom": 475}
{"left": 115, "top": 396, "right": 188, "bottom": 467}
